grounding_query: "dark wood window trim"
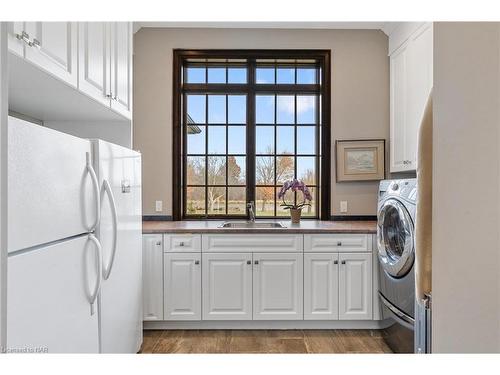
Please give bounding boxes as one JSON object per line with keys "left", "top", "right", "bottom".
{"left": 173, "top": 49, "right": 331, "bottom": 220}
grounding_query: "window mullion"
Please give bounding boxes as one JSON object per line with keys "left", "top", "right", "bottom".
{"left": 247, "top": 58, "right": 257, "bottom": 219}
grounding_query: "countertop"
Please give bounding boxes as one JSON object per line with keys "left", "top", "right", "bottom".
{"left": 142, "top": 219, "right": 377, "bottom": 234}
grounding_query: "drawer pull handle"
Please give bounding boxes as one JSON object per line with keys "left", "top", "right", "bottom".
{"left": 156, "top": 241, "right": 162, "bottom": 246}
{"left": 334, "top": 260, "right": 338, "bottom": 264}
{"left": 341, "top": 260, "right": 346, "bottom": 265}
{"left": 337, "top": 241, "right": 342, "bottom": 246}
{"left": 194, "top": 260, "right": 200, "bottom": 265}
{"left": 246, "top": 260, "right": 251, "bottom": 265}
{"left": 254, "top": 260, "right": 259, "bottom": 265}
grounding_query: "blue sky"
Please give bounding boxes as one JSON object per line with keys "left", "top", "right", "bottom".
{"left": 186, "top": 67, "right": 316, "bottom": 85}
{"left": 185, "top": 69, "right": 318, "bottom": 183}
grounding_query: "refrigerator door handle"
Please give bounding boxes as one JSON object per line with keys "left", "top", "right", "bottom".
{"left": 88, "top": 234, "right": 103, "bottom": 315}
{"left": 86, "top": 152, "right": 101, "bottom": 232}
{"left": 102, "top": 179, "right": 118, "bottom": 281}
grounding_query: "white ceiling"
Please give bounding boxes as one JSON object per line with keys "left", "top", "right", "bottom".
{"left": 133, "top": 22, "right": 395, "bottom": 35}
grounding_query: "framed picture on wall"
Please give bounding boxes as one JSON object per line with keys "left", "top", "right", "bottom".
{"left": 335, "top": 139, "right": 385, "bottom": 182}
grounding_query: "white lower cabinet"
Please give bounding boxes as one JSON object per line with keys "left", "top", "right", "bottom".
{"left": 202, "top": 253, "right": 253, "bottom": 320}
{"left": 253, "top": 253, "right": 303, "bottom": 320}
{"left": 142, "top": 233, "right": 376, "bottom": 325}
{"left": 142, "top": 234, "right": 164, "bottom": 321}
{"left": 164, "top": 253, "right": 201, "bottom": 320}
{"left": 339, "top": 253, "right": 372, "bottom": 320}
{"left": 304, "top": 253, "right": 339, "bottom": 320}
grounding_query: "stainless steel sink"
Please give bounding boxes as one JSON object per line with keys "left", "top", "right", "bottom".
{"left": 219, "top": 221, "right": 286, "bottom": 229}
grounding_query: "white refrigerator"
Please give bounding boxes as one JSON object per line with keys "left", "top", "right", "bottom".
{"left": 7, "top": 117, "right": 142, "bottom": 353}
{"left": 92, "top": 140, "right": 143, "bottom": 353}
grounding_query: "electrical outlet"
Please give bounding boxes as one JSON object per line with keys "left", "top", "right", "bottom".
{"left": 155, "top": 200, "right": 163, "bottom": 212}
{"left": 340, "top": 201, "right": 348, "bottom": 213}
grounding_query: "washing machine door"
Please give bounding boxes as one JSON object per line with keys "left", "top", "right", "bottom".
{"left": 377, "top": 198, "right": 415, "bottom": 278}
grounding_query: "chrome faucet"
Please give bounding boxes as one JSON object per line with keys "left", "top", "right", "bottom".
{"left": 247, "top": 201, "right": 256, "bottom": 222}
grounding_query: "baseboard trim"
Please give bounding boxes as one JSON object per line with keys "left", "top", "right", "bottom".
{"left": 143, "top": 215, "right": 173, "bottom": 221}
{"left": 144, "top": 319, "right": 393, "bottom": 330}
{"left": 331, "top": 215, "right": 377, "bottom": 221}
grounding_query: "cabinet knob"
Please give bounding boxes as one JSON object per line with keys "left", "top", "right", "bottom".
{"left": 341, "top": 260, "right": 346, "bottom": 265}
{"left": 179, "top": 242, "right": 185, "bottom": 247}
{"left": 254, "top": 260, "right": 259, "bottom": 265}
{"left": 156, "top": 241, "right": 162, "bottom": 246}
{"left": 334, "top": 260, "right": 338, "bottom": 264}
{"left": 16, "top": 31, "right": 31, "bottom": 45}
{"left": 337, "top": 241, "right": 342, "bottom": 246}
{"left": 32, "top": 38, "right": 41, "bottom": 49}
{"left": 194, "top": 260, "right": 200, "bottom": 265}
{"left": 246, "top": 260, "right": 251, "bottom": 265}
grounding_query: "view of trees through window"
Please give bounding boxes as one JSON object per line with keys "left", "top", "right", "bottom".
{"left": 181, "top": 55, "right": 323, "bottom": 218}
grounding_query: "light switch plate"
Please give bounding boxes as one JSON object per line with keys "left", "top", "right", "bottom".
{"left": 340, "top": 201, "right": 348, "bottom": 213}
{"left": 155, "top": 200, "right": 163, "bottom": 212}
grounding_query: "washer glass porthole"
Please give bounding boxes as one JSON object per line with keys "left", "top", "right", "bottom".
{"left": 377, "top": 199, "right": 414, "bottom": 278}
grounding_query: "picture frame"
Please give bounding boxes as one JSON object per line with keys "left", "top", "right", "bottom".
{"left": 335, "top": 139, "right": 385, "bottom": 182}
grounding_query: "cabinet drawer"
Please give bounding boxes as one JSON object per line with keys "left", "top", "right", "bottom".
{"left": 164, "top": 234, "right": 201, "bottom": 252}
{"left": 202, "top": 234, "right": 303, "bottom": 253}
{"left": 304, "top": 234, "right": 371, "bottom": 252}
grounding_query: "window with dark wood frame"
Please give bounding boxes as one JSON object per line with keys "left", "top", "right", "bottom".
{"left": 173, "top": 50, "right": 331, "bottom": 220}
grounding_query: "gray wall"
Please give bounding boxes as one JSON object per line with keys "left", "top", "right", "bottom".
{"left": 133, "top": 28, "right": 389, "bottom": 217}
{"left": 433, "top": 22, "right": 500, "bottom": 353}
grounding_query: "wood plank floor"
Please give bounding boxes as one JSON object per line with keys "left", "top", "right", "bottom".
{"left": 140, "top": 330, "right": 393, "bottom": 354}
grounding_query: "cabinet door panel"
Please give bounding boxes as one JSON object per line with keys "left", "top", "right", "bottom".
{"left": 253, "top": 253, "right": 303, "bottom": 320}
{"left": 390, "top": 42, "right": 408, "bottom": 172}
{"left": 339, "top": 253, "right": 372, "bottom": 320}
{"left": 406, "top": 23, "right": 433, "bottom": 168}
{"left": 7, "top": 22, "right": 25, "bottom": 57}
{"left": 164, "top": 253, "right": 201, "bottom": 320}
{"left": 202, "top": 253, "right": 252, "bottom": 320}
{"left": 304, "top": 253, "right": 339, "bottom": 320}
{"left": 24, "top": 22, "right": 78, "bottom": 87}
{"left": 110, "top": 22, "right": 132, "bottom": 118}
{"left": 142, "top": 235, "right": 163, "bottom": 321}
{"left": 78, "top": 22, "right": 110, "bottom": 107}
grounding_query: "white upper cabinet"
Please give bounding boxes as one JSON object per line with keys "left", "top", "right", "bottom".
{"left": 202, "top": 253, "right": 253, "bottom": 320}
{"left": 390, "top": 42, "right": 409, "bottom": 172}
{"left": 24, "top": 22, "right": 78, "bottom": 87}
{"left": 78, "top": 22, "right": 132, "bottom": 118}
{"left": 389, "top": 22, "right": 433, "bottom": 172}
{"left": 406, "top": 23, "right": 433, "bottom": 166}
{"left": 78, "top": 22, "right": 111, "bottom": 107}
{"left": 110, "top": 22, "right": 132, "bottom": 118}
{"left": 7, "top": 22, "right": 78, "bottom": 87}
{"left": 253, "top": 253, "right": 303, "bottom": 320}
{"left": 7, "top": 22, "right": 25, "bottom": 57}
{"left": 338, "top": 253, "right": 372, "bottom": 320}
{"left": 7, "top": 22, "right": 133, "bottom": 122}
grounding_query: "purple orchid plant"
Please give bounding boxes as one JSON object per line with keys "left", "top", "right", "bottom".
{"left": 278, "top": 179, "right": 312, "bottom": 210}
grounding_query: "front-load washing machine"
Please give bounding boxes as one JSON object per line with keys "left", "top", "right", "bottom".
{"left": 377, "top": 178, "right": 417, "bottom": 353}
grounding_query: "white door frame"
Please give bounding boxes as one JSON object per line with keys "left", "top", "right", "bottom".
{"left": 0, "top": 22, "right": 9, "bottom": 352}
